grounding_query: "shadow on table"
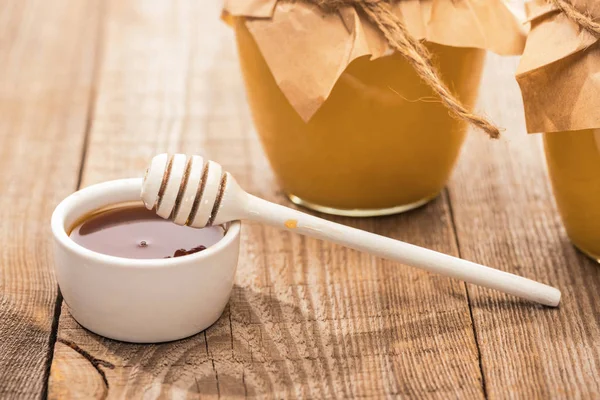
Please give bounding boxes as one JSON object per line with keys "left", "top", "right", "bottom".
{"left": 51, "top": 280, "right": 537, "bottom": 398}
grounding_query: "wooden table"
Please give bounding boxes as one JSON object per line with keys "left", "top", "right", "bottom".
{"left": 1, "top": 0, "right": 599, "bottom": 398}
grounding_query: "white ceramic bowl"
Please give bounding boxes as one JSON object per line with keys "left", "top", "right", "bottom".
{"left": 51, "top": 178, "right": 241, "bottom": 343}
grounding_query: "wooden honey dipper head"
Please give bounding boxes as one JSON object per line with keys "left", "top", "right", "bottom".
{"left": 141, "top": 153, "right": 561, "bottom": 307}
{"left": 141, "top": 153, "right": 244, "bottom": 228}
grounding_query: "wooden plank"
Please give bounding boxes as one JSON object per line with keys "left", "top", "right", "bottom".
{"left": 0, "top": 0, "right": 101, "bottom": 397}
{"left": 448, "top": 54, "right": 600, "bottom": 398}
{"left": 48, "top": 0, "right": 485, "bottom": 397}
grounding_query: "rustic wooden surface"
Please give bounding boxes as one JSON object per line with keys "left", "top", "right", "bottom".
{"left": 0, "top": 0, "right": 101, "bottom": 397}
{"left": 0, "top": 0, "right": 598, "bottom": 398}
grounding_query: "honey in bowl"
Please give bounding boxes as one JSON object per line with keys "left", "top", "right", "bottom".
{"left": 69, "top": 204, "right": 224, "bottom": 259}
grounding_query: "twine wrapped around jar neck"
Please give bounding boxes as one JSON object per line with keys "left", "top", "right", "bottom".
{"left": 548, "top": 0, "right": 600, "bottom": 37}
{"left": 306, "top": 0, "right": 502, "bottom": 139}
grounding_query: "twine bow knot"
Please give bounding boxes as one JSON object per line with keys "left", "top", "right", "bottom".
{"left": 305, "top": 0, "right": 502, "bottom": 138}
{"left": 306, "top": 0, "right": 600, "bottom": 139}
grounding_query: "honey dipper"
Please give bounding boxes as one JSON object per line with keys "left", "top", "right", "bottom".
{"left": 142, "top": 154, "right": 561, "bottom": 307}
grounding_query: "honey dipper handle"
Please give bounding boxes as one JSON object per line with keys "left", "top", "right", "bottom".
{"left": 241, "top": 194, "right": 561, "bottom": 307}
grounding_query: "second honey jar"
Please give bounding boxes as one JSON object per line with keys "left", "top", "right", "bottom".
{"left": 544, "top": 130, "right": 600, "bottom": 261}
{"left": 517, "top": 0, "right": 600, "bottom": 262}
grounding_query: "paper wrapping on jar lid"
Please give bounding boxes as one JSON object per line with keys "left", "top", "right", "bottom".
{"left": 223, "top": 0, "right": 526, "bottom": 122}
{"left": 516, "top": 0, "right": 600, "bottom": 133}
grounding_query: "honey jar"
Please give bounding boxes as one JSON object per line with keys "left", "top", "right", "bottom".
{"left": 543, "top": 130, "right": 600, "bottom": 260}
{"left": 225, "top": 1, "right": 525, "bottom": 216}
{"left": 517, "top": 0, "right": 600, "bottom": 261}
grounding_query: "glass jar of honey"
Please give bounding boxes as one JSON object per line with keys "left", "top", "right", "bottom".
{"left": 516, "top": 1, "right": 599, "bottom": 261}
{"left": 225, "top": 1, "right": 525, "bottom": 216}
{"left": 234, "top": 19, "right": 485, "bottom": 216}
{"left": 543, "top": 130, "right": 600, "bottom": 261}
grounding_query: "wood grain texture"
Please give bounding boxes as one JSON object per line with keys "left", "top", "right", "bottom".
{"left": 448, "top": 54, "right": 600, "bottom": 398}
{"left": 0, "top": 0, "right": 100, "bottom": 397}
{"left": 10, "top": 0, "right": 593, "bottom": 398}
{"left": 48, "top": 0, "right": 485, "bottom": 398}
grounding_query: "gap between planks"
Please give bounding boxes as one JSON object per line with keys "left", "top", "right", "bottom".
{"left": 445, "top": 187, "right": 489, "bottom": 399}
{"left": 41, "top": 1, "right": 107, "bottom": 397}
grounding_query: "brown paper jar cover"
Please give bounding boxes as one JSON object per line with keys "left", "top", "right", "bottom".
{"left": 516, "top": 0, "right": 600, "bottom": 133}
{"left": 223, "top": 0, "right": 526, "bottom": 122}
{"left": 517, "top": 1, "right": 600, "bottom": 262}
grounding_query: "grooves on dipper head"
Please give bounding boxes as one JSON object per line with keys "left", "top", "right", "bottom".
{"left": 156, "top": 154, "right": 174, "bottom": 211}
{"left": 169, "top": 155, "right": 193, "bottom": 220}
{"left": 207, "top": 173, "right": 228, "bottom": 227}
{"left": 186, "top": 160, "right": 210, "bottom": 226}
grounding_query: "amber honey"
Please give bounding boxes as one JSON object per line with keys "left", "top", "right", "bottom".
{"left": 234, "top": 19, "right": 485, "bottom": 216}
{"left": 69, "top": 204, "right": 224, "bottom": 259}
{"left": 544, "top": 129, "right": 600, "bottom": 261}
